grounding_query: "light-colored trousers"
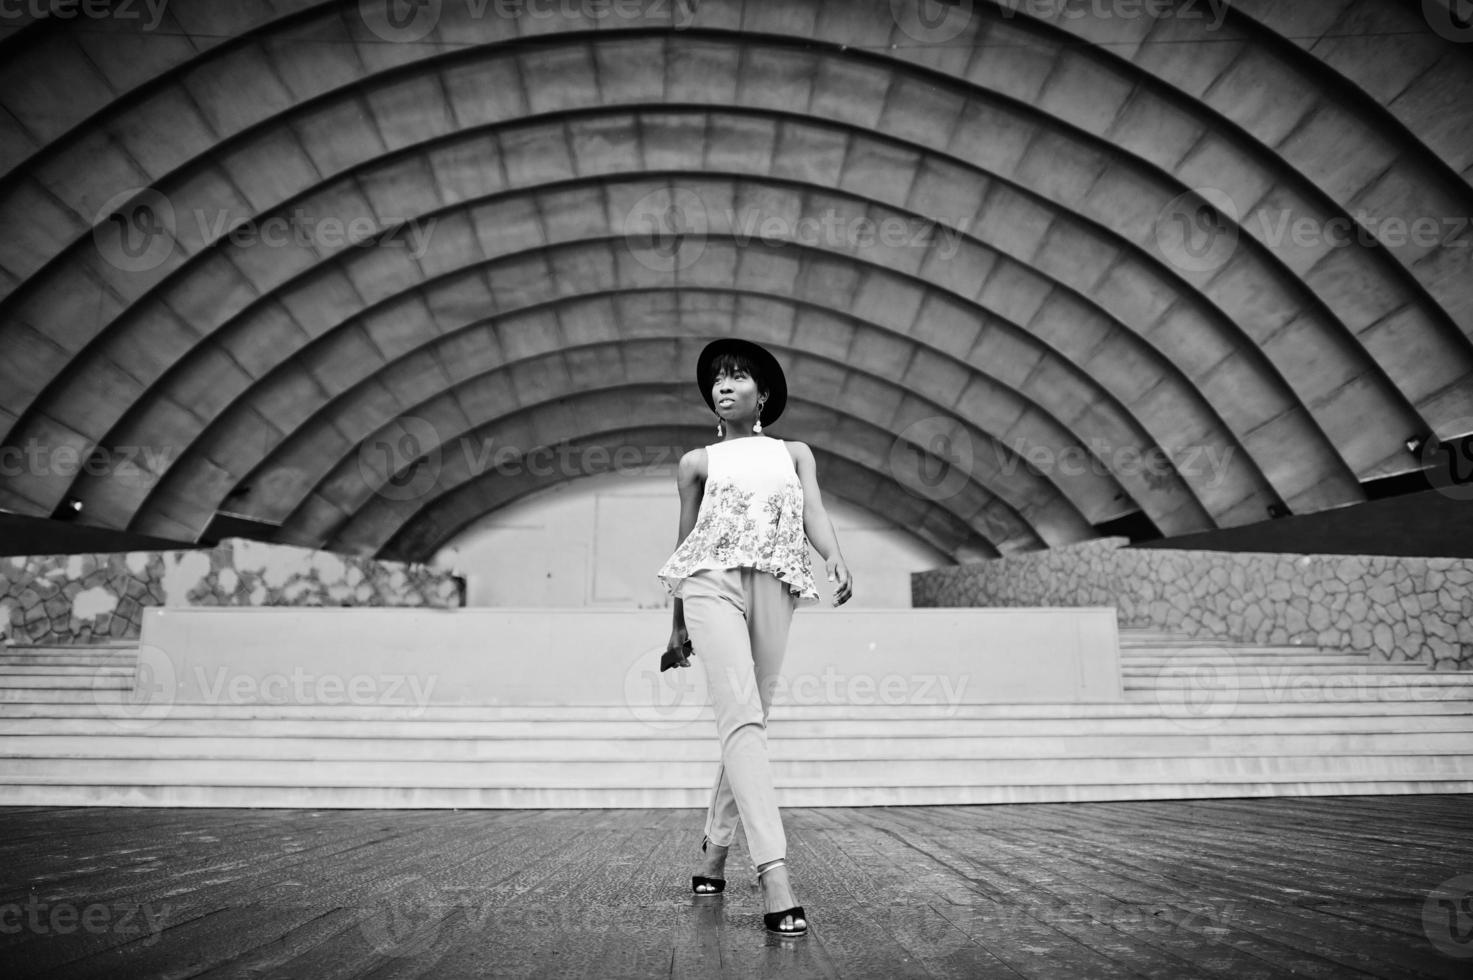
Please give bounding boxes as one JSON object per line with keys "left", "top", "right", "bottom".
{"left": 678, "top": 565, "right": 798, "bottom": 868}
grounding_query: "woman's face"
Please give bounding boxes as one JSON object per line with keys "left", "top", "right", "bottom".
{"left": 712, "top": 364, "right": 765, "bottom": 421}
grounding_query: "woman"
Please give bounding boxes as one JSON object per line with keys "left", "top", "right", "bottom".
{"left": 656, "top": 337, "right": 853, "bottom": 938}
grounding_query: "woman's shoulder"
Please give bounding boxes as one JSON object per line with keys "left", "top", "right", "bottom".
{"left": 780, "top": 438, "right": 812, "bottom": 458}
{"left": 677, "top": 445, "right": 709, "bottom": 482}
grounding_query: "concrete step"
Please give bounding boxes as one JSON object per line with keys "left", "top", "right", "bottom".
{"left": 1121, "top": 666, "right": 1438, "bottom": 680}
{"left": 1116, "top": 642, "right": 1372, "bottom": 657}
{"left": 11, "top": 683, "right": 1472, "bottom": 704}
{"left": 4, "top": 712, "right": 1468, "bottom": 738}
{"left": 0, "top": 665, "right": 136, "bottom": 677}
{"left": 3, "top": 698, "right": 1470, "bottom": 719}
{"left": 0, "top": 660, "right": 1420, "bottom": 684}
{"left": 1117, "top": 637, "right": 1313, "bottom": 649}
{"left": 1128, "top": 670, "right": 1472, "bottom": 686}
{"left": 0, "top": 655, "right": 137, "bottom": 668}
{"left": 3, "top": 754, "right": 1470, "bottom": 788}
{"left": 1118, "top": 628, "right": 1199, "bottom": 637}
{"left": 1117, "top": 654, "right": 1391, "bottom": 668}
{"left": 1, "top": 643, "right": 139, "bottom": 651}
{"left": 0, "top": 675, "right": 132, "bottom": 689}
{"left": 1, "top": 653, "right": 1382, "bottom": 671}
{"left": 1126, "top": 688, "right": 1472, "bottom": 703}
{"left": 4, "top": 730, "right": 1468, "bottom": 762}
{"left": 8, "top": 778, "right": 1473, "bottom": 809}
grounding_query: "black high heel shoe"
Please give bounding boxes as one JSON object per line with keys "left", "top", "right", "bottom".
{"left": 691, "top": 834, "right": 726, "bottom": 895}
{"left": 757, "top": 859, "right": 808, "bottom": 936}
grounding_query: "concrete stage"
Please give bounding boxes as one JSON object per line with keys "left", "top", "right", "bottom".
{"left": 139, "top": 605, "right": 1125, "bottom": 706}
{"left": 0, "top": 796, "right": 1468, "bottom": 978}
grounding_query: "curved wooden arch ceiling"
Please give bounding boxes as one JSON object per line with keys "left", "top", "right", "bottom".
{"left": 0, "top": 0, "right": 1469, "bottom": 562}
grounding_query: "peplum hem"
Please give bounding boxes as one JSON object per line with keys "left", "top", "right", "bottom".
{"left": 660, "top": 559, "right": 820, "bottom": 604}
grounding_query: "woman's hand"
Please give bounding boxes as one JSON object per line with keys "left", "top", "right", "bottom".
{"left": 667, "top": 624, "right": 692, "bottom": 668}
{"left": 826, "top": 556, "right": 853, "bottom": 606}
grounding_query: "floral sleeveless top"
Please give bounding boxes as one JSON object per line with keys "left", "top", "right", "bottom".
{"left": 657, "top": 436, "right": 819, "bottom": 604}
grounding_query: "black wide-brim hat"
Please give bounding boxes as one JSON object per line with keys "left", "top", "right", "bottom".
{"left": 697, "top": 338, "right": 787, "bottom": 427}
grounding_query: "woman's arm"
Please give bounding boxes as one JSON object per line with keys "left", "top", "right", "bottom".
{"left": 789, "top": 441, "right": 853, "bottom": 605}
{"left": 670, "top": 447, "right": 707, "bottom": 629}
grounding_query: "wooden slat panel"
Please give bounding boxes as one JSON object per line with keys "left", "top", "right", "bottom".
{"left": 0, "top": 797, "right": 1468, "bottom": 978}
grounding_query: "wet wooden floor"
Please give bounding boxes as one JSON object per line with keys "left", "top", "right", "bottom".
{"left": 1, "top": 795, "right": 1470, "bottom": 979}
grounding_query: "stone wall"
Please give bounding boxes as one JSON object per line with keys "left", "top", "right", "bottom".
{"left": 912, "top": 538, "right": 1473, "bottom": 670}
{"left": 0, "top": 537, "right": 461, "bottom": 645}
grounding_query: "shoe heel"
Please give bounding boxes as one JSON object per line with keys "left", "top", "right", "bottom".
{"left": 757, "top": 859, "right": 808, "bottom": 936}
{"left": 692, "top": 834, "right": 726, "bottom": 895}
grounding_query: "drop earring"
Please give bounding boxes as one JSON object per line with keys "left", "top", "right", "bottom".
{"left": 715, "top": 415, "right": 724, "bottom": 437}
{"left": 753, "top": 400, "right": 764, "bottom": 434}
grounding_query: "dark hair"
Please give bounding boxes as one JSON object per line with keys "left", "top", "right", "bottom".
{"left": 708, "top": 351, "right": 767, "bottom": 396}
